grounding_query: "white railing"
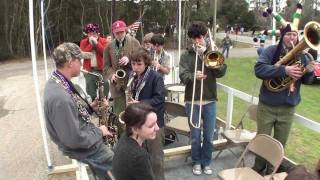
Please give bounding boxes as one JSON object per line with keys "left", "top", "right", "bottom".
{"left": 217, "top": 82, "right": 320, "bottom": 133}
{"left": 167, "top": 65, "right": 320, "bottom": 133}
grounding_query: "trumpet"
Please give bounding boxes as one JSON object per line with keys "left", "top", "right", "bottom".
{"left": 152, "top": 53, "right": 160, "bottom": 71}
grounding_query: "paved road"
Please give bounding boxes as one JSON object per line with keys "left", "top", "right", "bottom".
{"left": 216, "top": 32, "right": 273, "bottom": 47}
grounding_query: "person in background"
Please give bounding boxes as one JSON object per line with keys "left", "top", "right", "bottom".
{"left": 179, "top": 21, "right": 227, "bottom": 175}
{"left": 258, "top": 31, "right": 267, "bottom": 48}
{"left": 150, "top": 34, "right": 170, "bottom": 77}
{"left": 142, "top": 32, "right": 154, "bottom": 54}
{"left": 112, "top": 103, "right": 158, "bottom": 180}
{"left": 80, "top": 23, "right": 110, "bottom": 100}
{"left": 221, "top": 33, "right": 233, "bottom": 59}
{"left": 43, "top": 43, "right": 114, "bottom": 180}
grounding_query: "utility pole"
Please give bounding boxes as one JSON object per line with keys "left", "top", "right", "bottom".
{"left": 212, "top": 0, "right": 217, "bottom": 41}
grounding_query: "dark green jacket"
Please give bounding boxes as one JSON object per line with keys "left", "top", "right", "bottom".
{"left": 179, "top": 48, "right": 227, "bottom": 102}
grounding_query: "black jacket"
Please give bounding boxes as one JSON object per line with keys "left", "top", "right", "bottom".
{"left": 134, "top": 70, "right": 166, "bottom": 128}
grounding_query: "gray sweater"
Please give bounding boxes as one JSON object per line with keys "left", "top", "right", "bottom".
{"left": 43, "top": 79, "right": 103, "bottom": 160}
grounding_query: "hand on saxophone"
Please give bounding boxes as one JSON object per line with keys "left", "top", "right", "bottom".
{"left": 111, "top": 73, "right": 117, "bottom": 83}
{"left": 196, "top": 70, "right": 207, "bottom": 80}
{"left": 127, "top": 97, "right": 139, "bottom": 105}
{"left": 99, "top": 125, "right": 113, "bottom": 137}
{"left": 285, "top": 64, "right": 303, "bottom": 80}
{"left": 119, "top": 56, "right": 129, "bottom": 66}
{"left": 90, "top": 98, "right": 109, "bottom": 112}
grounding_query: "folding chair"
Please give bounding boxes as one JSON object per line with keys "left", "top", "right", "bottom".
{"left": 215, "top": 104, "right": 257, "bottom": 159}
{"left": 164, "top": 101, "right": 190, "bottom": 138}
{"left": 218, "top": 134, "right": 284, "bottom": 180}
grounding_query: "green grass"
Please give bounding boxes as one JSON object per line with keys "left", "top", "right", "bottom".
{"left": 216, "top": 57, "right": 320, "bottom": 170}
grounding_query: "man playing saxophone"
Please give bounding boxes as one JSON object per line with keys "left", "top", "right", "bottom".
{"left": 253, "top": 24, "right": 315, "bottom": 174}
{"left": 104, "top": 20, "right": 140, "bottom": 115}
{"left": 44, "top": 43, "right": 114, "bottom": 180}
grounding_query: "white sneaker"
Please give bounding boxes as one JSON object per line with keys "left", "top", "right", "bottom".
{"left": 203, "top": 166, "right": 213, "bottom": 175}
{"left": 192, "top": 164, "right": 202, "bottom": 175}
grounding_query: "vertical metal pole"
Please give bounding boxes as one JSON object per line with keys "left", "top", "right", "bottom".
{"left": 272, "top": 0, "right": 276, "bottom": 45}
{"left": 29, "top": 0, "right": 52, "bottom": 169}
{"left": 178, "top": 0, "right": 181, "bottom": 71}
{"left": 212, "top": 0, "right": 217, "bottom": 41}
{"left": 41, "top": 0, "right": 48, "bottom": 80}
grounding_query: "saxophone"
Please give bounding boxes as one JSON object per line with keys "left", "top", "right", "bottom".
{"left": 81, "top": 69, "right": 118, "bottom": 147}
{"left": 125, "top": 72, "right": 136, "bottom": 105}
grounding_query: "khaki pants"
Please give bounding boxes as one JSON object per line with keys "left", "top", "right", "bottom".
{"left": 253, "top": 102, "right": 295, "bottom": 174}
{"left": 145, "top": 128, "right": 165, "bottom": 180}
{"left": 113, "top": 96, "right": 126, "bottom": 115}
{"left": 112, "top": 96, "right": 126, "bottom": 137}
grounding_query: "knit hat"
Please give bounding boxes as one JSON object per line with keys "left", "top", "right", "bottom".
{"left": 83, "top": 23, "right": 100, "bottom": 34}
{"left": 112, "top": 20, "right": 127, "bottom": 33}
{"left": 272, "top": 24, "right": 298, "bottom": 64}
{"left": 263, "top": 3, "right": 303, "bottom": 64}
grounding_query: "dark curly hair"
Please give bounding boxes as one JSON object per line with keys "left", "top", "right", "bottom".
{"left": 130, "top": 47, "right": 152, "bottom": 67}
{"left": 151, "top": 34, "right": 165, "bottom": 46}
{"left": 121, "top": 102, "right": 156, "bottom": 136}
{"left": 187, "top": 21, "right": 208, "bottom": 39}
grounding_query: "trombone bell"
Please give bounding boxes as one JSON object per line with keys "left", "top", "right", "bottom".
{"left": 204, "top": 51, "right": 225, "bottom": 69}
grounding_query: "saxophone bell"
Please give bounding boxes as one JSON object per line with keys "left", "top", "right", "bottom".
{"left": 115, "top": 69, "right": 126, "bottom": 90}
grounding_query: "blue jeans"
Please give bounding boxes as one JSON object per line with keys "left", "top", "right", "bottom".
{"left": 81, "top": 144, "right": 114, "bottom": 180}
{"left": 222, "top": 46, "right": 230, "bottom": 58}
{"left": 185, "top": 102, "right": 216, "bottom": 166}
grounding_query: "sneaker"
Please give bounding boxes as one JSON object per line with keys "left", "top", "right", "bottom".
{"left": 203, "top": 166, "right": 213, "bottom": 175}
{"left": 192, "top": 164, "right": 202, "bottom": 175}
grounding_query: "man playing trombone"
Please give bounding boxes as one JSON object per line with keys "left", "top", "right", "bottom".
{"left": 179, "top": 21, "right": 227, "bottom": 175}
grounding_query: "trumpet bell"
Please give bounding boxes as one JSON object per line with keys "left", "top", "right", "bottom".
{"left": 204, "top": 51, "right": 225, "bottom": 69}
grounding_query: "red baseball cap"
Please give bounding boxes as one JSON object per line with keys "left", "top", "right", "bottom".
{"left": 112, "top": 20, "right": 127, "bottom": 33}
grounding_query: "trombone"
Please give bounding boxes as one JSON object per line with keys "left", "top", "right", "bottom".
{"left": 189, "top": 29, "right": 224, "bottom": 128}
